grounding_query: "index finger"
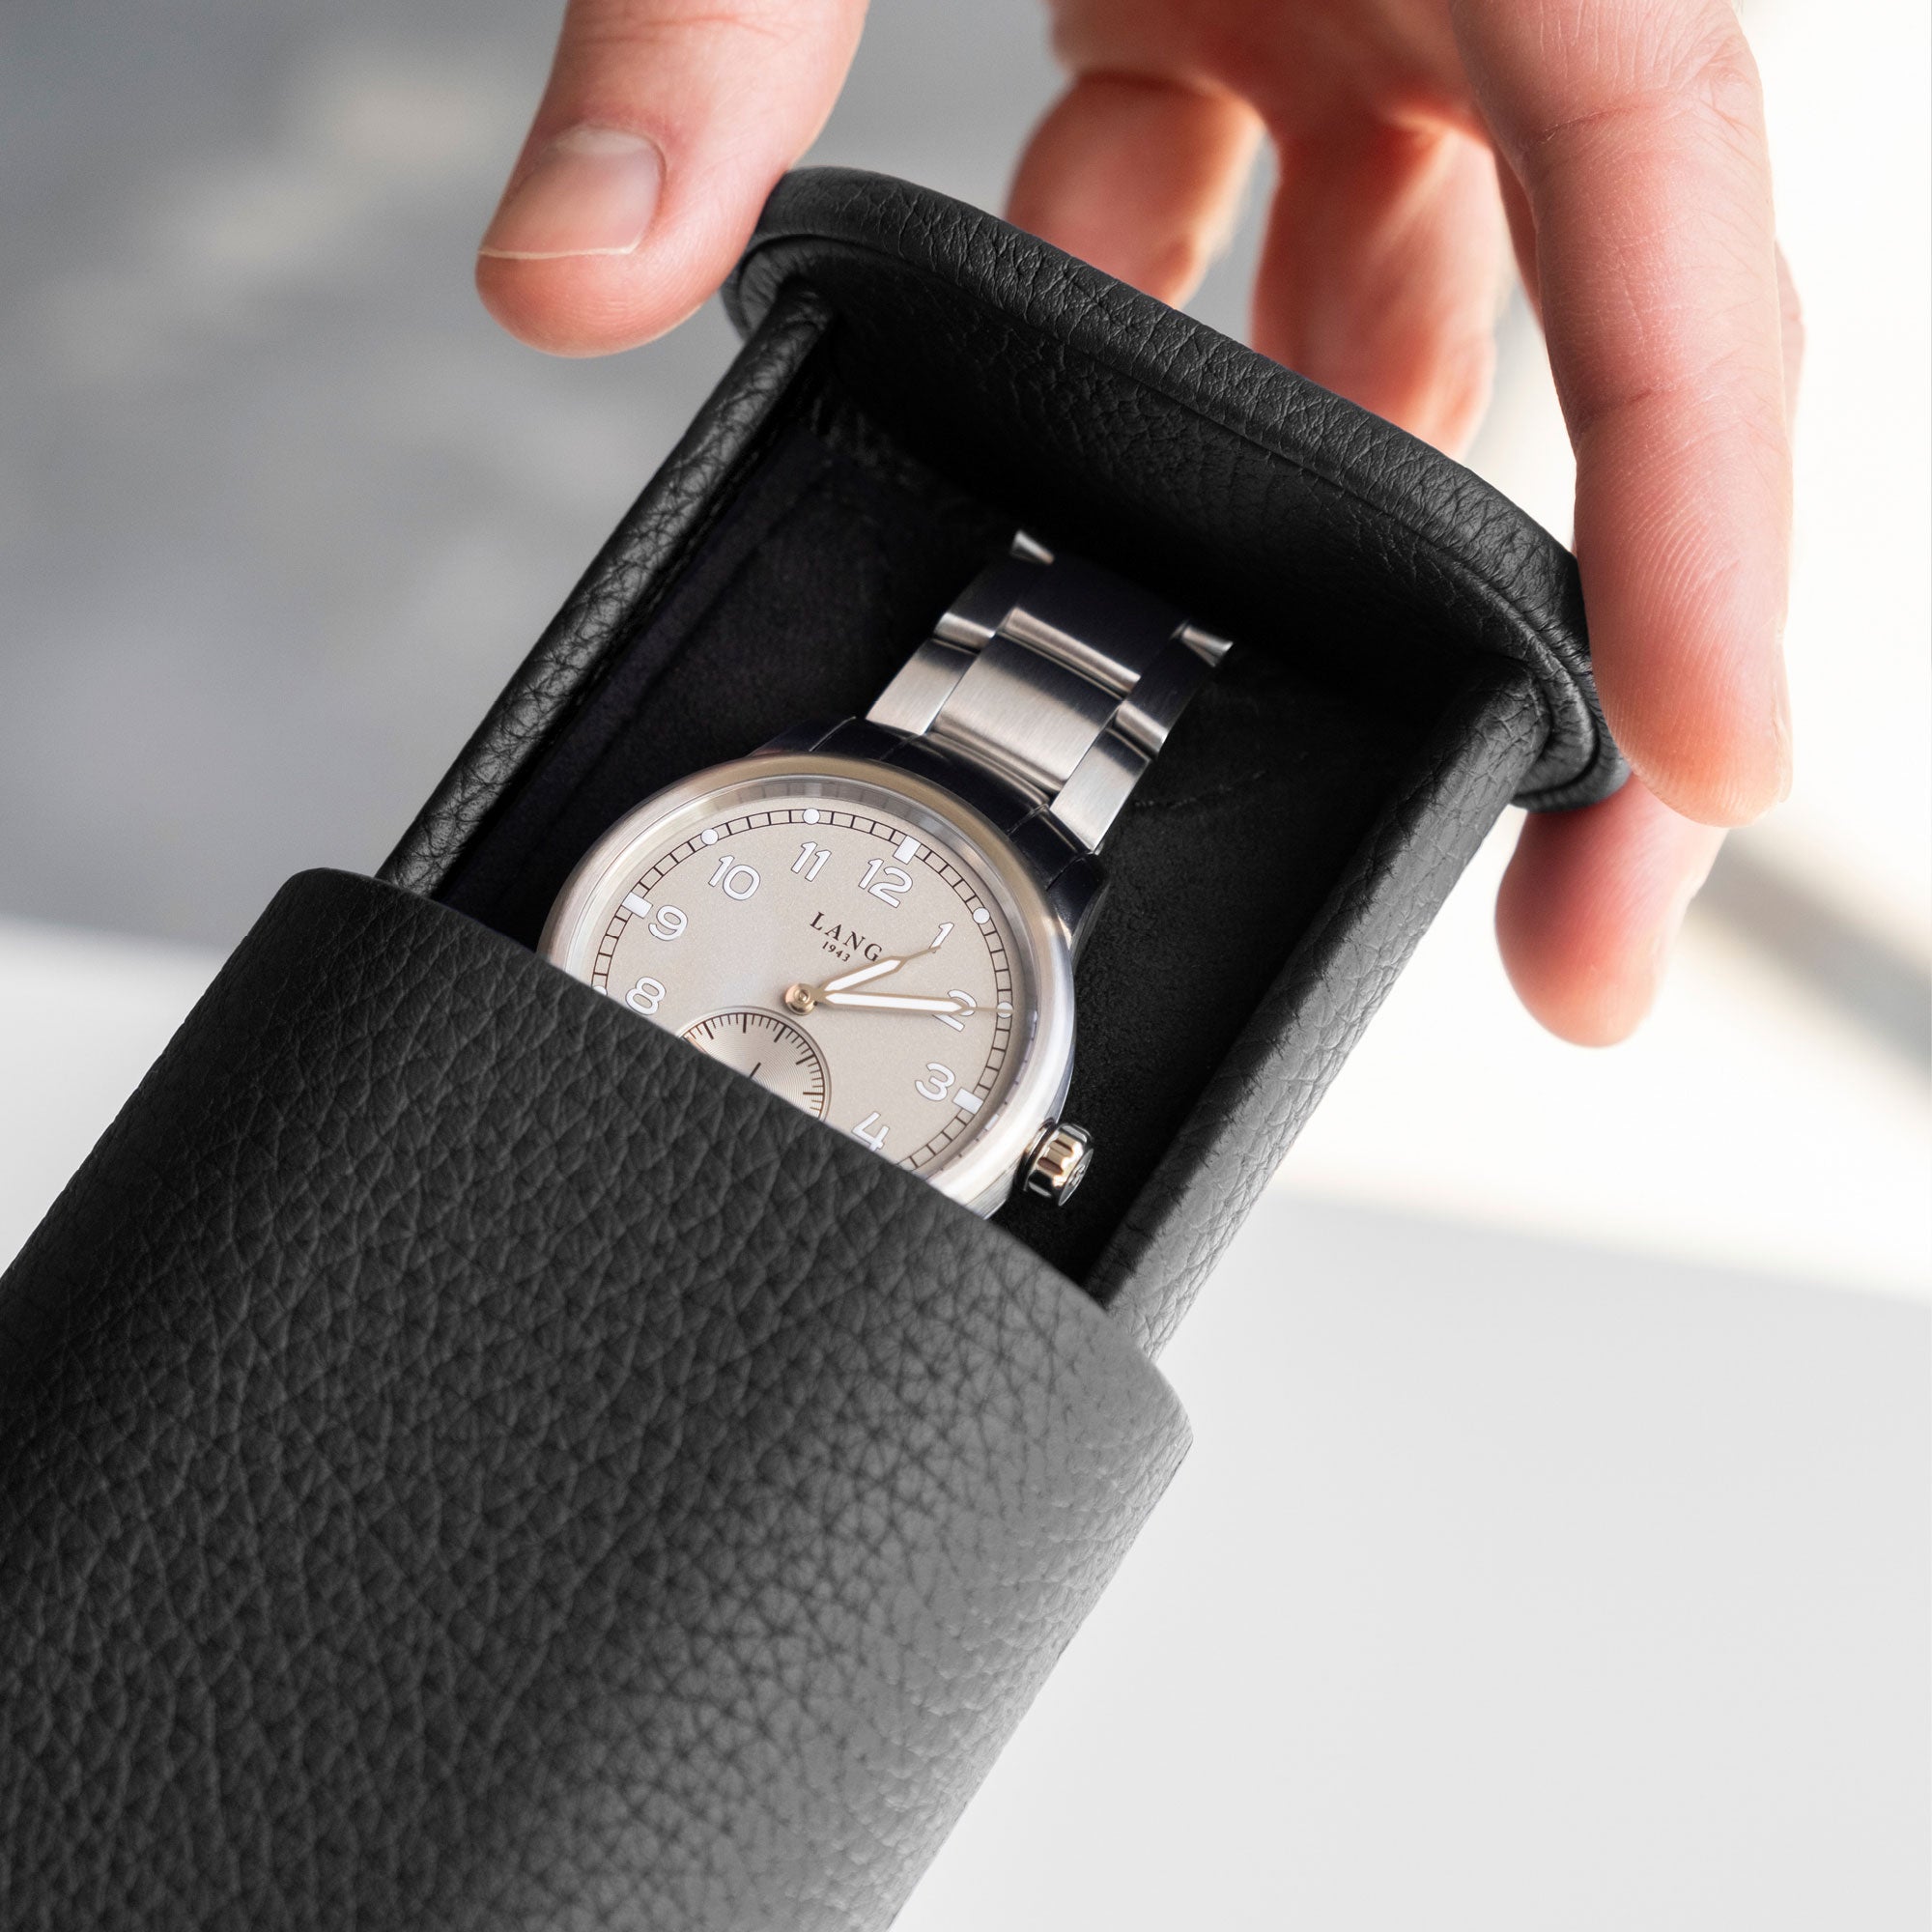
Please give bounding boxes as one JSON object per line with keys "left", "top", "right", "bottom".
{"left": 1452, "top": 0, "right": 1793, "bottom": 824}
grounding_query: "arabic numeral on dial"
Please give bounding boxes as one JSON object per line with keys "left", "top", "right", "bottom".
{"left": 648, "top": 904, "right": 687, "bottom": 941}
{"left": 706, "top": 853, "right": 760, "bottom": 900}
{"left": 792, "top": 840, "right": 831, "bottom": 881}
{"left": 934, "top": 990, "right": 977, "bottom": 1033}
{"left": 914, "top": 1063, "right": 955, "bottom": 1103}
{"left": 858, "top": 858, "right": 913, "bottom": 907}
{"left": 851, "top": 1111, "right": 890, "bottom": 1151}
{"left": 623, "top": 977, "right": 667, "bottom": 1015}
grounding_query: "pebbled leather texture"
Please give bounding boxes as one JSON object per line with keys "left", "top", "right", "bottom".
{"left": 726, "top": 169, "right": 1623, "bottom": 812}
{"left": 382, "top": 288, "right": 835, "bottom": 899}
{"left": 0, "top": 871, "right": 1188, "bottom": 1932}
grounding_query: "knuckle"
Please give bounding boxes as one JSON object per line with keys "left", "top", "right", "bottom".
{"left": 1518, "top": 7, "right": 1769, "bottom": 179}
{"left": 1665, "top": 17, "right": 1768, "bottom": 167}
{"left": 1667, "top": 14, "right": 1764, "bottom": 124}
{"left": 560, "top": 0, "right": 813, "bottom": 57}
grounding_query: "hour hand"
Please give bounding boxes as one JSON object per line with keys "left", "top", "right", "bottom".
{"left": 817, "top": 955, "right": 909, "bottom": 995}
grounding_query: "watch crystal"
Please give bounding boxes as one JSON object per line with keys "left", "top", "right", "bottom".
{"left": 545, "top": 770, "right": 1048, "bottom": 1194}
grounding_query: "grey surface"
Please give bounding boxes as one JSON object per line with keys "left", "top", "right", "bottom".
{"left": 903, "top": 1189, "right": 1932, "bottom": 1931}
{"left": 1699, "top": 836, "right": 1932, "bottom": 1068}
{"left": 0, "top": 0, "right": 1267, "bottom": 948}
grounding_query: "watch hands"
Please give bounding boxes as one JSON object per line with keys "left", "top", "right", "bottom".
{"left": 784, "top": 943, "right": 954, "bottom": 1017}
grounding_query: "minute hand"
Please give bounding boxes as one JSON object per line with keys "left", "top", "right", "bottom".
{"left": 815, "top": 988, "right": 964, "bottom": 1014}
{"left": 785, "top": 949, "right": 938, "bottom": 1015}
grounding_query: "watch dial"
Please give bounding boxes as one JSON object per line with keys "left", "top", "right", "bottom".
{"left": 548, "top": 774, "right": 1039, "bottom": 1185}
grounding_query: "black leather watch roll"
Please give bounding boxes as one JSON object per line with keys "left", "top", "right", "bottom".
{"left": 0, "top": 170, "right": 1620, "bottom": 1931}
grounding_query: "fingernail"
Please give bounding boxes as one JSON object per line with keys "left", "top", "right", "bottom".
{"left": 479, "top": 127, "right": 662, "bottom": 262}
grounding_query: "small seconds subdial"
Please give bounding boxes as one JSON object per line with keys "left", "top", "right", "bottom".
{"left": 679, "top": 1009, "right": 830, "bottom": 1118}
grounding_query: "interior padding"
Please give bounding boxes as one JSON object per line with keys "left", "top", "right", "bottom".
{"left": 440, "top": 388, "right": 1435, "bottom": 1280}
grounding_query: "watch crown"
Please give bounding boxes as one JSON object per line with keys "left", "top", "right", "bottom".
{"left": 1022, "top": 1120, "right": 1094, "bottom": 1206}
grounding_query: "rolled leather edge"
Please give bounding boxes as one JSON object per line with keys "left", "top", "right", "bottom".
{"left": 726, "top": 166, "right": 1626, "bottom": 813}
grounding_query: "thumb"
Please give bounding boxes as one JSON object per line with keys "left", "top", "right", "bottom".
{"left": 478, "top": 0, "right": 867, "bottom": 356}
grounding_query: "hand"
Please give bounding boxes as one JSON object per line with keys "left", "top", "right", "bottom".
{"left": 785, "top": 955, "right": 964, "bottom": 1016}
{"left": 475, "top": 0, "right": 1800, "bottom": 1045}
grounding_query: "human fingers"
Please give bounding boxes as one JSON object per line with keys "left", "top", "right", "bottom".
{"left": 477, "top": 0, "right": 867, "bottom": 355}
{"left": 1253, "top": 118, "right": 1513, "bottom": 455}
{"left": 1007, "top": 71, "right": 1264, "bottom": 305}
{"left": 1454, "top": 0, "right": 1794, "bottom": 824}
{"left": 1497, "top": 238, "right": 1801, "bottom": 1041}
{"left": 1496, "top": 778, "right": 1725, "bottom": 1043}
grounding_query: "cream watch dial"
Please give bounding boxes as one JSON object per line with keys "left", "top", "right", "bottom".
{"left": 541, "top": 757, "right": 1075, "bottom": 1209}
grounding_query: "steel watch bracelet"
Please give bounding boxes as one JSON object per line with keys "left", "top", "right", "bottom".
{"left": 862, "top": 533, "right": 1230, "bottom": 854}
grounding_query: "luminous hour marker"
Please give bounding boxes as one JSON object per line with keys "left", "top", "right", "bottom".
{"left": 803, "top": 809, "right": 819, "bottom": 824}
{"left": 895, "top": 834, "right": 920, "bottom": 863}
{"left": 997, "top": 1002, "right": 1012, "bottom": 1015}
{"left": 955, "top": 1090, "right": 982, "bottom": 1116}
{"left": 972, "top": 907, "right": 990, "bottom": 923}
{"left": 701, "top": 828, "right": 719, "bottom": 845}
{"left": 621, "top": 892, "right": 652, "bottom": 919}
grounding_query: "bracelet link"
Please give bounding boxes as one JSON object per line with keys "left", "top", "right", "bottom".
{"left": 867, "top": 533, "right": 1229, "bottom": 853}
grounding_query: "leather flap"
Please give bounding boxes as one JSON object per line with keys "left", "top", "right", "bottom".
{"left": 0, "top": 868, "right": 1188, "bottom": 1932}
{"left": 724, "top": 167, "right": 1624, "bottom": 811}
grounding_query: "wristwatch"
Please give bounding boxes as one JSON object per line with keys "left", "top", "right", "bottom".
{"left": 540, "top": 533, "right": 1229, "bottom": 1216}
